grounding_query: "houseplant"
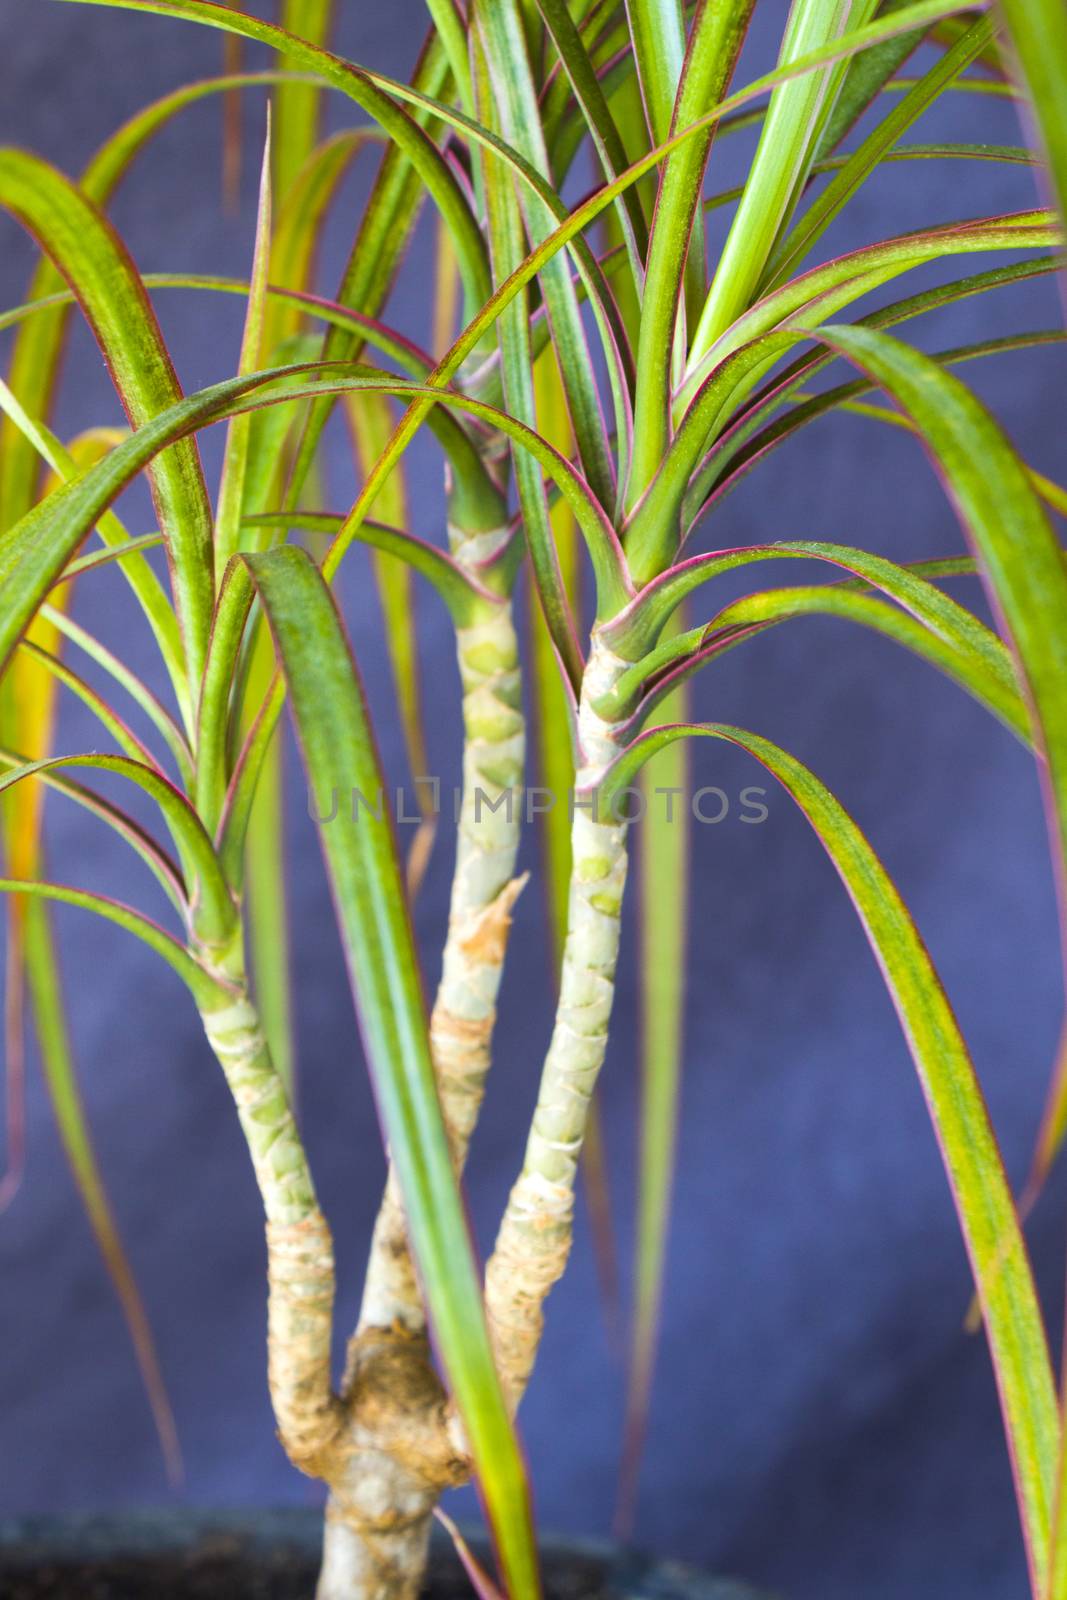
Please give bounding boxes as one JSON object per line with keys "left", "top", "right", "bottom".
{"left": 2, "top": 0, "right": 1067, "bottom": 1596}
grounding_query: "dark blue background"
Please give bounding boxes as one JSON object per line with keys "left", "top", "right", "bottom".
{"left": 2, "top": 5, "right": 1065, "bottom": 1598}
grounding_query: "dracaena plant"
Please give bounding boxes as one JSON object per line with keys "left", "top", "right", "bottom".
{"left": 3, "top": 0, "right": 1067, "bottom": 1597}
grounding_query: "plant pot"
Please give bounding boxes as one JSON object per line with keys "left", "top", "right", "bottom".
{"left": 0, "top": 1510, "right": 770, "bottom": 1599}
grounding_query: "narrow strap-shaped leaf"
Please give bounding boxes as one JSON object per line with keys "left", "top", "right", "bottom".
{"left": 15, "top": 641, "right": 163, "bottom": 771}
{"left": 474, "top": 0, "right": 617, "bottom": 510}
{"left": 269, "top": 129, "right": 380, "bottom": 349}
{"left": 0, "top": 324, "right": 187, "bottom": 717}
{"left": 596, "top": 720, "right": 1060, "bottom": 1584}
{"left": 625, "top": 0, "right": 687, "bottom": 149}
{"left": 792, "top": 377, "right": 1067, "bottom": 521}
{"left": 705, "top": 585, "right": 1026, "bottom": 738}
{"left": 685, "top": 259, "right": 1063, "bottom": 521}
{"left": 765, "top": 15, "right": 995, "bottom": 289}
{"left": 54, "top": 534, "right": 165, "bottom": 584}
{"left": 239, "top": 618, "right": 294, "bottom": 1098}
{"left": 245, "top": 511, "right": 495, "bottom": 625}
{"left": 0, "top": 755, "right": 222, "bottom": 930}
{"left": 628, "top": 0, "right": 756, "bottom": 506}
{"left": 813, "top": 0, "right": 930, "bottom": 159}
{"left": 171, "top": 1, "right": 1003, "bottom": 624}
{"left": 998, "top": 0, "right": 1067, "bottom": 283}
{"left": 38, "top": 605, "right": 193, "bottom": 787}
{"left": 607, "top": 537, "right": 1018, "bottom": 677}
{"left": 244, "top": 544, "right": 540, "bottom": 1600}
{"left": 816, "top": 324, "right": 1067, "bottom": 908}
{"left": 629, "top": 219, "right": 1059, "bottom": 577}
{"left": 333, "top": 57, "right": 638, "bottom": 480}
{"left": 20, "top": 893, "right": 182, "bottom": 1477}
{"left": 0, "top": 150, "right": 213, "bottom": 695}
{"left": 618, "top": 655, "right": 689, "bottom": 1533}
{"left": 676, "top": 209, "right": 1057, "bottom": 438}
{"left": 214, "top": 117, "right": 273, "bottom": 579}
{"left": 422, "top": 0, "right": 473, "bottom": 111}
{"left": 282, "top": 27, "right": 453, "bottom": 512}
{"left": 621, "top": 588, "right": 1029, "bottom": 744}
{"left": 534, "top": 0, "right": 648, "bottom": 285}
{"left": 469, "top": 23, "right": 585, "bottom": 690}
{"left": 688, "top": 0, "right": 882, "bottom": 373}
{"left": 0, "top": 69, "right": 303, "bottom": 543}
{"left": 347, "top": 394, "right": 430, "bottom": 836}
{"left": 58, "top": 0, "right": 491, "bottom": 312}
{"left": 274, "top": 0, "right": 334, "bottom": 201}
{"left": 0, "top": 879, "right": 220, "bottom": 1003}
{"left": 810, "top": 323, "right": 1067, "bottom": 1597}
{"left": 0, "top": 362, "right": 623, "bottom": 719}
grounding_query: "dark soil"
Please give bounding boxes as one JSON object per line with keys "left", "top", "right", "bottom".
{"left": 1, "top": 1532, "right": 323, "bottom": 1600}
{"left": 0, "top": 1514, "right": 763, "bottom": 1600}
{"left": 0, "top": 1540, "right": 641, "bottom": 1600}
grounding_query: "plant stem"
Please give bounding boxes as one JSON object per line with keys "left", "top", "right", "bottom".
{"left": 198, "top": 968, "right": 340, "bottom": 1470}
{"left": 484, "top": 633, "right": 630, "bottom": 1408}
{"left": 359, "top": 513, "right": 526, "bottom": 1337}
{"left": 200, "top": 945, "right": 465, "bottom": 1600}
{"left": 311, "top": 508, "right": 522, "bottom": 1600}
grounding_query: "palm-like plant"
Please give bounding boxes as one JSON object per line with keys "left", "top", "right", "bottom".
{"left": 3, "top": 2, "right": 1067, "bottom": 1597}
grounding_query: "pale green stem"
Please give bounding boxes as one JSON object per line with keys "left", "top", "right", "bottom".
{"left": 198, "top": 963, "right": 341, "bottom": 1472}
{"left": 358, "top": 520, "right": 526, "bottom": 1338}
{"left": 484, "top": 634, "right": 630, "bottom": 1408}
{"left": 318, "top": 521, "right": 523, "bottom": 1600}
{"left": 200, "top": 943, "right": 464, "bottom": 1600}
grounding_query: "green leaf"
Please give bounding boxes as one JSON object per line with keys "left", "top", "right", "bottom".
{"left": 346, "top": 393, "right": 430, "bottom": 824}
{"left": 469, "top": 22, "right": 584, "bottom": 690}
{"left": 0, "top": 753, "right": 230, "bottom": 937}
{"left": 679, "top": 209, "right": 1057, "bottom": 431}
{"left": 626, "top": 0, "right": 686, "bottom": 149}
{"left": 697, "top": 584, "right": 1027, "bottom": 740}
{"left": 0, "top": 878, "right": 220, "bottom": 1001}
{"left": 214, "top": 117, "right": 273, "bottom": 580}
{"left": 282, "top": 28, "right": 453, "bottom": 511}
{"left": 274, "top": 0, "right": 335, "bottom": 200}
{"left": 0, "top": 150, "right": 214, "bottom": 697}
{"left": 619, "top": 660, "right": 689, "bottom": 1533}
{"left": 19, "top": 894, "right": 182, "bottom": 1479}
{"left": 36, "top": 605, "right": 193, "bottom": 788}
{"left": 0, "top": 68, "right": 302, "bottom": 542}
{"left": 816, "top": 324, "right": 1067, "bottom": 922}
{"left": 245, "top": 511, "right": 495, "bottom": 625}
{"left": 241, "top": 625, "right": 294, "bottom": 1098}
{"left": 0, "top": 360, "right": 623, "bottom": 694}
{"left": 812, "top": 323, "right": 1067, "bottom": 1600}
{"left": 245, "top": 544, "right": 540, "bottom": 1600}
{"left": 474, "top": 0, "right": 617, "bottom": 510}
{"left": 58, "top": 1, "right": 490, "bottom": 312}
{"left": 269, "top": 129, "right": 379, "bottom": 346}
{"left": 14, "top": 641, "right": 162, "bottom": 769}
{"left": 685, "top": 260, "right": 1063, "bottom": 521}
{"left": 813, "top": 0, "right": 929, "bottom": 159}
{"left": 608, "top": 537, "right": 1020, "bottom": 682}
{"left": 765, "top": 15, "right": 995, "bottom": 290}
{"left": 630, "top": 218, "right": 1060, "bottom": 579}
{"left": 597, "top": 721, "right": 1059, "bottom": 1584}
{"left": 688, "top": 0, "right": 882, "bottom": 373}
{"left": 999, "top": 0, "right": 1067, "bottom": 263}
{"left": 628, "top": 0, "right": 756, "bottom": 507}
{"left": 0, "top": 273, "right": 188, "bottom": 724}
{"left": 534, "top": 0, "right": 647, "bottom": 290}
